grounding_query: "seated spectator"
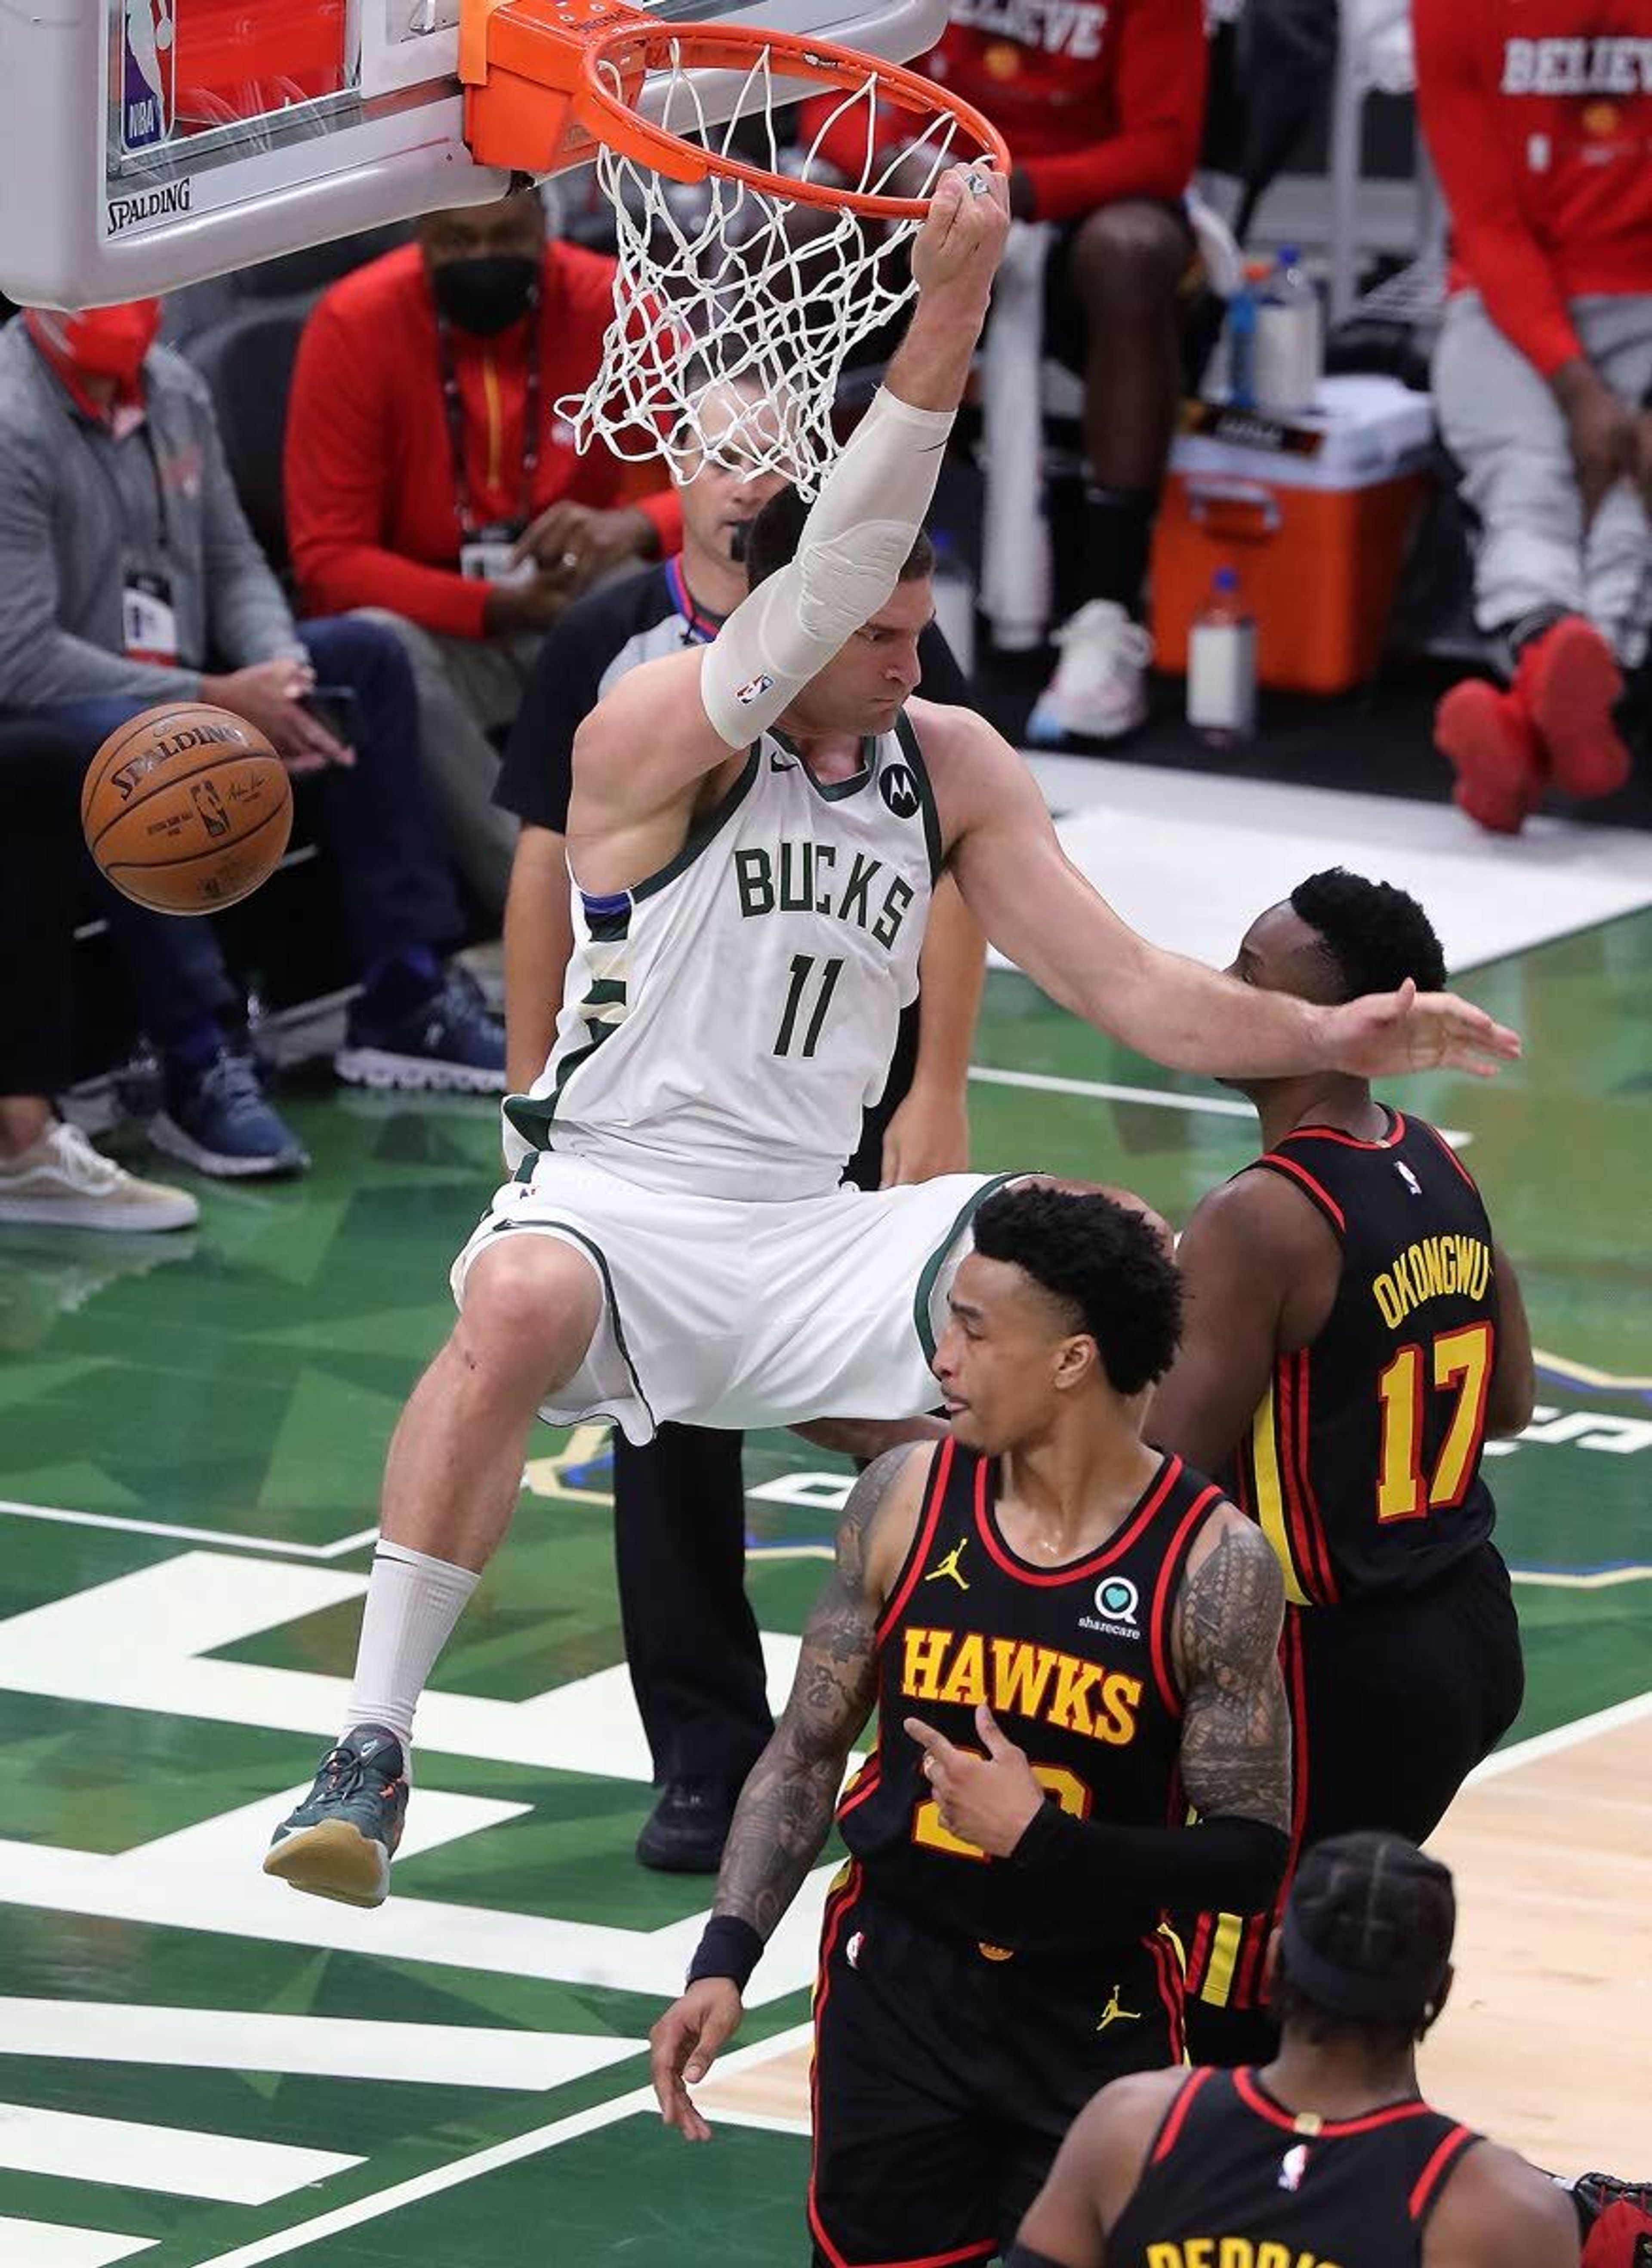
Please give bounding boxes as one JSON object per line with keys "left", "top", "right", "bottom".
{"left": 1417, "top": 0, "right": 1651, "bottom": 834}
{"left": 0, "top": 717, "right": 196, "bottom": 1232}
{"left": 493, "top": 386, "right": 984, "bottom": 1870}
{"left": 0, "top": 300, "right": 503, "bottom": 1179}
{"left": 804, "top": 0, "right": 1208, "bottom": 742}
{"left": 284, "top": 187, "right": 683, "bottom": 920}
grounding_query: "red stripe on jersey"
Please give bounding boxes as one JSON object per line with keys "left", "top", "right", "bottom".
{"left": 1257, "top": 1151, "right": 1347, "bottom": 1231}
{"left": 974, "top": 1453, "right": 1184, "bottom": 1587}
{"left": 1293, "top": 1350, "right": 1340, "bottom": 1604}
{"left": 1409, "top": 2124, "right": 1480, "bottom": 2221}
{"left": 1188, "top": 1911, "right": 1214, "bottom": 1987}
{"left": 1144, "top": 1929, "right": 1186, "bottom": 2061}
{"left": 1275, "top": 1358, "right": 1326, "bottom": 1607}
{"left": 834, "top": 1756, "right": 882, "bottom": 1823}
{"left": 1148, "top": 1484, "right": 1224, "bottom": 1719}
{"left": 874, "top": 1440, "right": 952, "bottom": 1645}
{"left": 1150, "top": 2066, "right": 1216, "bottom": 2164}
{"left": 1234, "top": 2067, "right": 1437, "bottom": 2139}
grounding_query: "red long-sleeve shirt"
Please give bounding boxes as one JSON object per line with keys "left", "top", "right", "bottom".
{"left": 1414, "top": 0, "right": 1652, "bottom": 379}
{"left": 803, "top": 0, "right": 1206, "bottom": 225}
{"left": 286, "top": 241, "right": 681, "bottom": 638}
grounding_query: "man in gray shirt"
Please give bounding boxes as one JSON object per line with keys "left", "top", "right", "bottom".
{"left": 0, "top": 299, "right": 502, "bottom": 1176}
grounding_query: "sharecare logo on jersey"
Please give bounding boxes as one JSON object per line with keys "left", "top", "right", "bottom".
{"left": 1079, "top": 1573, "right": 1141, "bottom": 1642}
{"left": 734, "top": 672, "right": 775, "bottom": 706}
{"left": 1500, "top": 37, "right": 1652, "bottom": 97}
{"left": 951, "top": 0, "right": 1109, "bottom": 59}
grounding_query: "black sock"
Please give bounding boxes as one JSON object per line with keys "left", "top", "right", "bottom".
{"left": 1082, "top": 484, "right": 1156, "bottom": 616}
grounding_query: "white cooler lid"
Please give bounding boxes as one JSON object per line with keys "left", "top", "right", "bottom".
{"left": 1172, "top": 374, "right": 1437, "bottom": 492}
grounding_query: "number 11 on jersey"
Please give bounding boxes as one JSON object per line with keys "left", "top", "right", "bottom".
{"left": 774, "top": 953, "right": 844, "bottom": 1058}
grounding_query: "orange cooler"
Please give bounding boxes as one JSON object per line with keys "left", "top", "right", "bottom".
{"left": 1150, "top": 374, "right": 1435, "bottom": 696}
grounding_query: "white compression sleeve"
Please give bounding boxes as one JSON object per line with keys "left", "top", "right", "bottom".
{"left": 700, "top": 386, "right": 956, "bottom": 747}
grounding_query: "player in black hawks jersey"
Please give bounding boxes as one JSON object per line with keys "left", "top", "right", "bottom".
{"left": 1147, "top": 871, "right": 1534, "bottom": 2065}
{"left": 1009, "top": 1831, "right": 1581, "bottom": 2268}
{"left": 651, "top": 1184, "right": 1293, "bottom": 2268}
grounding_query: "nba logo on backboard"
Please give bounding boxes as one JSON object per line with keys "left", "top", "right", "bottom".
{"left": 121, "top": 0, "right": 176, "bottom": 154}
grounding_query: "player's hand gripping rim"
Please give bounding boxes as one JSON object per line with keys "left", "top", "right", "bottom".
{"left": 650, "top": 1976, "right": 744, "bottom": 2144}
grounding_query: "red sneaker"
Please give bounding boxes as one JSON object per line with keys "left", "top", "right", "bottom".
{"left": 1516, "top": 614, "right": 1632, "bottom": 800}
{"left": 1433, "top": 678, "right": 1544, "bottom": 835}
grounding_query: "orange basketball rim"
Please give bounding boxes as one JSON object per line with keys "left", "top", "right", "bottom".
{"left": 462, "top": 0, "right": 1010, "bottom": 216}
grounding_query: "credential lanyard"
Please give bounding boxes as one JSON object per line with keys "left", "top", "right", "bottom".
{"left": 437, "top": 289, "right": 542, "bottom": 542}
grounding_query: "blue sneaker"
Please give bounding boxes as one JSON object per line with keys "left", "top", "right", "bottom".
{"left": 334, "top": 968, "right": 505, "bottom": 1095}
{"left": 264, "top": 1725, "right": 410, "bottom": 1908}
{"left": 150, "top": 1048, "right": 309, "bottom": 1179}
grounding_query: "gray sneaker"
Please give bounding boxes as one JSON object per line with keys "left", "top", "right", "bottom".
{"left": 264, "top": 1725, "right": 410, "bottom": 1908}
{"left": 0, "top": 1120, "right": 199, "bottom": 1232}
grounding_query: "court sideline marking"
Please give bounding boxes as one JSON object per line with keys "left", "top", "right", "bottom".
{"left": 187, "top": 2022, "right": 816, "bottom": 2268}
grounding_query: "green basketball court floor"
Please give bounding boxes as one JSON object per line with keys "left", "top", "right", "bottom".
{"left": 0, "top": 910, "right": 1648, "bottom": 2268}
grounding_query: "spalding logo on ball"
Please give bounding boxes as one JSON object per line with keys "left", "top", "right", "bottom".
{"left": 81, "top": 702, "right": 293, "bottom": 915}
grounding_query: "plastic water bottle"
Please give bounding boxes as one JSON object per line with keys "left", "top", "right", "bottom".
{"left": 1187, "top": 566, "right": 1257, "bottom": 743}
{"left": 1252, "top": 246, "right": 1321, "bottom": 418}
{"left": 1221, "top": 261, "right": 1271, "bottom": 410}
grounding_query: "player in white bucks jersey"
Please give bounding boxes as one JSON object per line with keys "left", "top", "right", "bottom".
{"left": 507, "top": 707, "right": 940, "bottom": 1205}
{"left": 268, "top": 164, "right": 1519, "bottom": 1911}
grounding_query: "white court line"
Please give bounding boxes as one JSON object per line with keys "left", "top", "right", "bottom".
{"left": 189, "top": 2022, "right": 815, "bottom": 2268}
{"left": 1467, "top": 1686, "right": 1652, "bottom": 1784}
{"left": 967, "top": 1066, "right": 1471, "bottom": 1149}
{"left": 0, "top": 1500, "right": 377, "bottom": 1562}
{"left": 0, "top": 2103, "right": 358, "bottom": 2206}
{"left": 0, "top": 2217, "right": 154, "bottom": 2268}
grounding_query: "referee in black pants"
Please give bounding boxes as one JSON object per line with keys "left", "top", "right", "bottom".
{"left": 494, "top": 384, "right": 982, "bottom": 1868}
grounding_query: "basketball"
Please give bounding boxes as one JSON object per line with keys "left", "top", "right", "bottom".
{"left": 80, "top": 702, "right": 293, "bottom": 915}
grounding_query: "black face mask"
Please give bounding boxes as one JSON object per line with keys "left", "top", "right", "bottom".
{"left": 431, "top": 254, "right": 539, "bottom": 336}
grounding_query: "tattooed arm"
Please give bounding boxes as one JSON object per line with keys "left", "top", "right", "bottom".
{"left": 1171, "top": 1506, "right": 1291, "bottom": 1834}
{"left": 650, "top": 1443, "right": 928, "bottom": 2139}
{"left": 715, "top": 1442, "right": 922, "bottom": 1935}
{"left": 1002, "top": 1495, "right": 1289, "bottom": 1951}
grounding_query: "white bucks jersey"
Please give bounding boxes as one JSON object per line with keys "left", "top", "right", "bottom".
{"left": 505, "top": 716, "right": 940, "bottom": 1201}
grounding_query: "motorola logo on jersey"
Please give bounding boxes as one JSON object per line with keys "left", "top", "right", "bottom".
{"left": 1079, "top": 1573, "right": 1141, "bottom": 1643}
{"left": 878, "top": 763, "right": 921, "bottom": 819}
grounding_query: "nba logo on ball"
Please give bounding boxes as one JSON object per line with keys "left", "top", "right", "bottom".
{"left": 1095, "top": 1577, "right": 1137, "bottom": 1624}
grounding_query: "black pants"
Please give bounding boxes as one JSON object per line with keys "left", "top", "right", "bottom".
{"left": 1184, "top": 1540, "right": 1525, "bottom": 2066}
{"left": 809, "top": 1874, "right": 1179, "bottom": 2268}
{"left": 25, "top": 616, "right": 462, "bottom": 1053}
{"left": 615, "top": 1003, "right": 922, "bottom": 1784}
{"left": 0, "top": 719, "right": 85, "bottom": 1096}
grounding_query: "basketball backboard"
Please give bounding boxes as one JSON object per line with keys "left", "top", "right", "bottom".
{"left": 0, "top": 0, "right": 946, "bottom": 308}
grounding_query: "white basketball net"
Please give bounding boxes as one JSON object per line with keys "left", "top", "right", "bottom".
{"left": 555, "top": 44, "right": 971, "bottom": 496}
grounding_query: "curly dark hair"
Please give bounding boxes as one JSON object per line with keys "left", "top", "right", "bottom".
{"left": 1289, "top": 869, "right": 1448, "bottom": 1001}
{"left": 1273, "top": 1832, "right": 1456, "bottom": 2050}
{"left": 970, "top": 1184, "right": 1182, "bottom": 1396}
{"left": 743, "top": 483, "right": 935, "bottom": 594}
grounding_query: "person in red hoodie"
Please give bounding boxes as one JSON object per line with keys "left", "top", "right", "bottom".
{"left": 1416, "top": 0, "right": 1652, "bottom": 834}
{"left": 285, "top": 187, "right": 683, "bottom": 916}
{"left": 804, "top": 0, "right": 1209, "bottom": 743}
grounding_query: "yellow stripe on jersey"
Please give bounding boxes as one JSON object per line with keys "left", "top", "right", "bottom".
{"left": 1249, "top": 1385, "right": 1312, "bottom": 1609}
{"left": 1199, "top": 1911, "right": 1246, "bottom": 2008}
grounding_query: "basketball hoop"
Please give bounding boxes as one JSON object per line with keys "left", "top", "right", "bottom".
{"left": 464, "top": 1, "right": 1008, "bottom": 493}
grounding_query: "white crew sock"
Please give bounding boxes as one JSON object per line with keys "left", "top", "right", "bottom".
{"left": 344, "top": 1541, "right": 480, "bottom": 1758}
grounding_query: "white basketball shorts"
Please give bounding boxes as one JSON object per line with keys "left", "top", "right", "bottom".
{"left": 449, "top": 1149, "right": 1022, "bottom": 1444}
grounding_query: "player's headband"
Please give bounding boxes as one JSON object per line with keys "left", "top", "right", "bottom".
{"left": 1279, "top": 1904, "right": 1449, "bottom": 2021}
